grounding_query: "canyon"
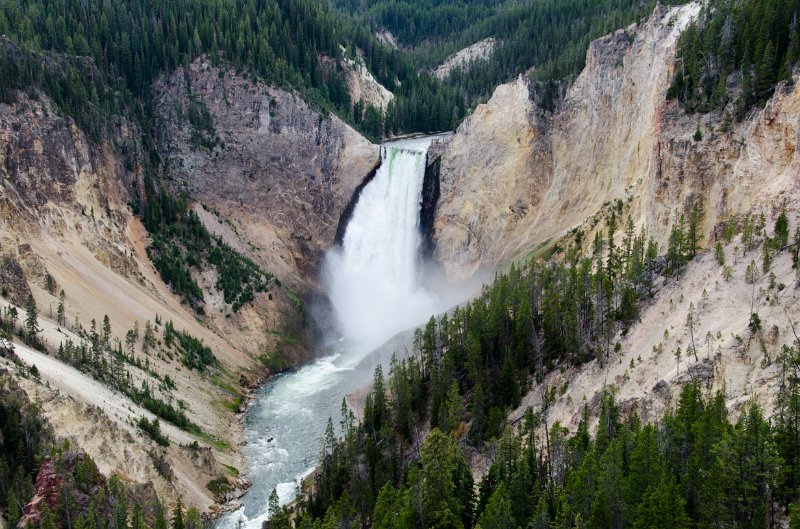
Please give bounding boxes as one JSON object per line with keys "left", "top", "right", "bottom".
{"left": 0, "top": 0, "right": 798, "bottom": 523}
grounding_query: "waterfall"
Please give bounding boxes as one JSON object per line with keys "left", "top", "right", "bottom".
{"left": 215, "top": 134, "right": 480, "bottom": 529}
{"left": 323, "top": 136, "right": 438, "bottom": 350}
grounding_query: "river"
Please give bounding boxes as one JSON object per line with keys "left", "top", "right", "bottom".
{"left": 216, "top": 135, "right": 449, "bottom": 528}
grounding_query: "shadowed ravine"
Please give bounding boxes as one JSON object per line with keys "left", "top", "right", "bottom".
{"left": 216, "top": 135, "right": 457, "bottom": 528}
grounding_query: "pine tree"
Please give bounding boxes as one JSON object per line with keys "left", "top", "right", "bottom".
{"left": 478, "top": 483, "right": 515, "bottom": 529}
{"left": 775, "top": 207, "right": 790, "bottom": 248}
{"left": 154, "top": 502, "right": 169, "bottom": 529}
{"left": 685, "top": 302, "right": 699, "bottom": 362}
{"left": 171, "top": 497, "right": 185, "bottom": 529}
{"left": 632, "top": 480, "right": 690, "bottom": 529}
{"left": 24, "top": 294, "right": 39, "bottom": 344}
{"left": 6, "top": 487, "right": 21, "bottom": 526}
{"left": 687, "top": 204, "right": 702, "bottom": 258}
{"left": 57, "top": 290, "right": 65, "bottom": 327}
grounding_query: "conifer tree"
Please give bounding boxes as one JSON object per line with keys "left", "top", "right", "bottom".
{"left": 24, "top": 294, "right": 39, "bottom": 344}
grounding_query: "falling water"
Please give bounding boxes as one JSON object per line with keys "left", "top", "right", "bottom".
{"left": 324, "top": 136, "right": 440, "bottom": 351}
{"left": 215, "top": 136, "right": 444, "bottom": 529}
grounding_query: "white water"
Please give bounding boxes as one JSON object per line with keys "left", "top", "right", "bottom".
{"left": 324, "top": 136, "right": 441, "bottom": 351}
{"left": 216, "top": 136, "right": 446, "bottom": 529}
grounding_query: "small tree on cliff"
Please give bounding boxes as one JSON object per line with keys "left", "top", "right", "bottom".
{"left": 24, "top": 294, "right": 39, "bottom": 345}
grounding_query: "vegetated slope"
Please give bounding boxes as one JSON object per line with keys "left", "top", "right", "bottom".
{"left": 669, "top": 0, "right": 800, "bottom": 117}
{"left": 332, "top": 0, "right": 662, "bottom": 109}
{"left": 0, "top": 0, "right": 466, "bottom": 139}
{"left": 433, "top": 2, "right": 799, "bottom": 280}
{"left": 0, "top": 363, "right": 200, "bottom": 527}
{"left": 275, "top": 3, "right": 800, "bottom": 528}
{"left": 0, "top": 59, "right": 313, "bottom": 516}
{"left": 0, "top": 2, "right": 387, "bottom": 519}
{"left": 277, "top": 203, "right": 800, "bottom": 529}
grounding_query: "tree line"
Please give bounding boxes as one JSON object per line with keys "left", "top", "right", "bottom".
{"left": 669, "top": 0, "right": 800, "bottom": 118}
{"left": 266, "top": 203, "right": 800, "bottom": 529}
{"left": 333, "top": 0, "right": 661, "bottom": 112}
{"left": 0, "top": 0, "right": 469, "bottom": 139}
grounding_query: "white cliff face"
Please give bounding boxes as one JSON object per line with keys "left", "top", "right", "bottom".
{"left": 433, "top": 38, "right": 498, "bottom": 81}
{"left": 342, "top": 54, "right": 395, "bottom": 112}
{"left": 436, "top": 2, "right": 795, "bottom": 278}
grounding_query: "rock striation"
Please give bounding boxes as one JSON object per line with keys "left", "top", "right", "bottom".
{"left": 433, "top": 2, "right": 799, "bottom": 279}
{"left": 153, "top": 60, "right": 379, "bottom": 283}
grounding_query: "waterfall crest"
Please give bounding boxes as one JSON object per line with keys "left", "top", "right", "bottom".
{"left": 324, "top": 136, "right": 438, "bottom": 350}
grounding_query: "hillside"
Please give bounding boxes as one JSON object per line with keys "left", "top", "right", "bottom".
{"left": 0, "top": 45, "right": 378, "bottom": 520}
{"left": 0, "top": 0, "right": 799, "bottom": 525}
{"left": 290, "top": 3, "right": 800, "bottom": 528}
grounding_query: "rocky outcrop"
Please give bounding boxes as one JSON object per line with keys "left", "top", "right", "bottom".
{"left": 342, "top": 54, "right": 395, "bottom": 112}
{"left": 0, "top": 91, "right": 141, "bottom": 279}
{"left": 433, "top": 38, "right": 498, "bottom": 81}
{"left": 20, "top": 457, "right": 63, "bottom": 526}
{"left": 154, "top": 60, "right": 379, "bottom": 283}
{"left": 433, "top": 2, "right": 800, "bottom": 279}
{"left": 0, "top": 255, "right": 31, "bottom": 306}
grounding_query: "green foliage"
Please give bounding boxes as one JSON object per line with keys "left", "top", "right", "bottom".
{"left": 301, "top": 221, "right": 800, "bottom": 529}
{"left": 24, "top": 294, "right": 39, "bottom": 345}
{"left": 57, "top": 336, "right": 201, "bottom": 433}
{"left": 302, "top": 222, "right": 665, "bottom": 528}
{"left": 477, "top": 483, "right": 514, "bottom": 529}
{"left": 715, "top": 241, "right": 726, "bottom": 266}
{"left": 0, "top": 0, "right": 470, "bottom": 138}
{"left": 137, "top": 416, "right": 170, "bottom": 446}
{"left": 0, "top": 375, "right": 184, "bottom": 527}
{"left": 666, "top": 206, "right": 703, "bottom": 276}
{"left": 305, "top": 373, "right": 798, "bottom": 529}
{"left": 175, "top": 329, "right": 216, "bottom": 371}
{"left": 0, "top": 39, "right": 126, "bottom": 142}
{"left": 669, "top": 0, "right": 800, "bottom": 116}
{"left": 335, "top": 0, "right": 658, "bottom": 116}
{"left": 142, "top": 189, "right": 274, "bottom": 313}
{"left": 0, "top": 375, "right": 51, "bottom": 522}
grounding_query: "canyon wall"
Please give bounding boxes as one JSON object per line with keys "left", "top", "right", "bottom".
{"left": 433, "top": 2, "right": 799, "bottom": 278}
{"left": 154, "top": 60, "right": 380, "bottom": 284}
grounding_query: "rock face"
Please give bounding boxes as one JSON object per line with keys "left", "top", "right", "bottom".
{"left": 154, "top": 60, "right": 380, "bottom": 283}
{"left": 433, "top": 38, "right": 498, "bottom": 81}
{"left": 342, "top": 54, "right": 395, "bottom": 112}
{"left": 433, "top": 2, "right": 800, "bottom": 278}
{"left": 0, "top": 92, "right": 141, "bottom": 278}
{"left": 20, "top": 457, "right": 64, "bottom": 526}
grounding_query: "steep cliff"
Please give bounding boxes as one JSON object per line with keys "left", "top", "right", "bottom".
{"left": 433, "top": 2, "right": 799, "bottom": 279}
{"left": 0, "top": 54, "right": 379, "bottom": 516}
{"left": 429, "top": 0, "right": 800, "bottom": 445}
{"left": 154, "top": 59, "right": 380, "bottom": 284}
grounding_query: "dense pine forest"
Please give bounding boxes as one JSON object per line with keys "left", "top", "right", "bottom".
{"left": 2, "top": 0, "right": 798, "bottom": 140}
{"left": 669, "top": 0, "right": 800, "bottom": 117}
{"left": 254, "top": 209, "right": 800, "bottom": 529}
{"left": 284, "top": 379, "right": 800, "bottom": 529}
{"left": 332, "top": 0, "right": 660, "bottom": 109}
{"left": 0, "top": 0, "right": 466, "bottom": 137}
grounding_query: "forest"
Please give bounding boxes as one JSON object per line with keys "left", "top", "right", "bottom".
{"left": 254, "top": 208, "right": 800, "bottom": 529}
{"left": 332, "top": 0, "right": 661, "bottom": 110}
{"left": 0, "top": 0, "right": 466, "bottom": 138}
{"left": 1, "top": 0, "right": 798, "bottom": 141}
{"left": 669, "top": 0, "right": 800, "bottom": 117}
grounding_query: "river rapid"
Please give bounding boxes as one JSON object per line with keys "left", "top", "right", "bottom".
{"left": 216, "top": 136, "right": 452, "bottom": 528}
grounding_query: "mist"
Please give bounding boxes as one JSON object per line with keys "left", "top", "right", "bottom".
{"left": 321, "top": 136, "right": 488, "bottom": 355}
